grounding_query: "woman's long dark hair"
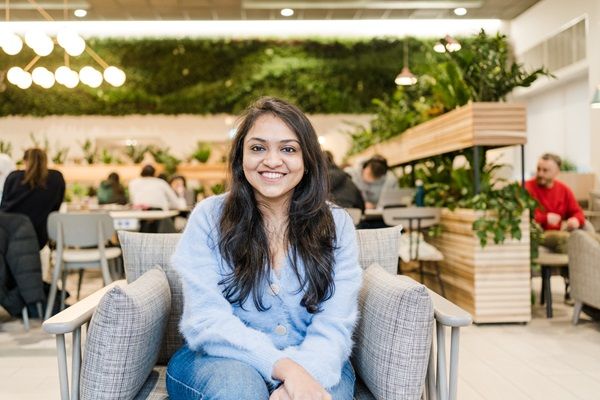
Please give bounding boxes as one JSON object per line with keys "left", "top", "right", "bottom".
{"left": 22, "top": 148, "right": 48, "bottom": 189}
{"left": 219, "top": 97, "right": 336, "bottom": 313}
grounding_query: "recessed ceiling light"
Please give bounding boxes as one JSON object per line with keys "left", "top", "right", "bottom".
{"left": 281, "top": 8, "right": 294, "bottom": 17}
{"left": 74, "top": 9, "right": 87, "bottom": 18}
{"left": 453, "top": 7, "right": 467, "bottom": 16}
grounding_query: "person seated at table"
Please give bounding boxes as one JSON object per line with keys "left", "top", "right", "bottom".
{"left": 97, "top": 172, "right": 128, "bottom": 205}
{"left": 525, "top": 153, "right": 586, "bottom": 253}
{"left": 0, "top": 148, "right": 65, "bottom": 249}
{"left": 128, "top": 164, "right": 185, "bottom": 210}
{"left": 345, "top": 155, "right": 398, "bottom": 210}
{"left": 324, "top": 151, "right": 364, "bottom": 211}
{"left": 169, "top": 175, "right": 195, "bottom": 208}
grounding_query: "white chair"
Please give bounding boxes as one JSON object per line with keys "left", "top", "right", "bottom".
{"left": 382, "top": 206, "right": 446, "bottom": 296}
{"left": 44, "top": 212, "right": 122, "bottom": 320}
{"left": 345, "top": 207, "right": 362, "bottom": 226}
{"left": 377, "top": 187, "right": 416, "bottom": 209}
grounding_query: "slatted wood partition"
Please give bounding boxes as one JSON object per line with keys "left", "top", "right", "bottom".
{"left": 428, "top": 208, "right": 532, "bottom": 323}
{"left": 348, "top": 102, "right": 527, "bottom": 166}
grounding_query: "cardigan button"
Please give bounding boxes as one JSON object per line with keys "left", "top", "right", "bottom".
{"left": 275, "top": 324, "right": 287, "bottom": 336}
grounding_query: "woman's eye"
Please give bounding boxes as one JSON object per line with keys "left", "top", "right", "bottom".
{"left": 250, "top": 145, "right": 265, "bottom": 152}
{"left": 281, "top": 146, "right": 297, "bottom": 153}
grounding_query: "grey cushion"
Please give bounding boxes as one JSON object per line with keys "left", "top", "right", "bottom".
{"left": 353, "top": 263, "right": 433, "bottom": 400}
{"left": 80, "top": 268, "right": 171, "bottom": 400}
{"left": 356, "top": 226, "right": 402, "bottom": 274}
{"left": 118, "top": 231, "right": 183, "bottom": 364}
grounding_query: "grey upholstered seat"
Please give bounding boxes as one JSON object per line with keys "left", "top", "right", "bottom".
{"left": 43, "top": 226, "right": 471, "bottom": 400}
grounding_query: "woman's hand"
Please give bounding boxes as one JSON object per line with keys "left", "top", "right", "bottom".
{"left": 272, "top": 358, "right": 331, "bottom": 400}
{"left": 269, "top": 386, "right": 292, "bottom": 400}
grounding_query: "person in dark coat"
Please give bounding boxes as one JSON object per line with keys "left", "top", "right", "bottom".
{"left": 0, "top": 148, "right": 65, "bottom": 249}
{"left": 324, "top": 151, "right": 365, "bottom": 211}
{"left": 0, "top": 212, "right": 45, "bottom": 316}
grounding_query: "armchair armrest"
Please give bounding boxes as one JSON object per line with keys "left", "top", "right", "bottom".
{"left": 43, "top": 280, "right": 127, "bottom": 335}
{"left": 428, "top": 289, "right": 472, "bottom": 328}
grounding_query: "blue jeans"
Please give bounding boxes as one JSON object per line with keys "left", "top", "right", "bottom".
{"left": 166, "top": 345, "right": 355, "bottom": 400}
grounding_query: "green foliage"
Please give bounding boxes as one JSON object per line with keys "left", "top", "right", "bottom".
{"left": 149, "top": 145, "right": 181, "bottom": 176}
{"left": 79, "top": 139, "right": 97, "bottom": 164}
{"left": 125, "top": 145, "right": 147, "bottom": 164}
{"left": 415, "top": 153, "right": 538, "bottom": 248}
{"left": 52, "top": 146, "right": 69, "bottom": 164}
{"left": 191, "top": 142, "right": 212, "bottom": 163}
{"left": 99, "top": 148, "right": 115, "bottom": 164}
{"left": 0, "top": 37, "right": 410, "bottom": 116}
{"left": 349, "top": 30, "right": 552, "bottom": 155}
{"left": 210, "top": 182, "right": 226, "bottom": 195}
{"left": 0, "top": 140, "right": 12, "bottom": 156}
{"left": 29, "top": 133, "right": 49, "bottom": 152}
{"left": 560, "top": 158, "right": 577, "bottom": 172}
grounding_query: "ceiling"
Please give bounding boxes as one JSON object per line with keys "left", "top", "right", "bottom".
{"left": 4, "top": 0, "right": 541, "bottom": 21}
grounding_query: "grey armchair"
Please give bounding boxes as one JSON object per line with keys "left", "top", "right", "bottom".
{"left": 568, "top": 230, "right": 600, "bottom": 325}
{"left": 43, "top": 226, "right": 471, "bottom": 400}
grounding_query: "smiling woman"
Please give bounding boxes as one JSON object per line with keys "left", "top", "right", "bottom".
{"left": 167, "top": 97, "right": 362, "bottom": 400}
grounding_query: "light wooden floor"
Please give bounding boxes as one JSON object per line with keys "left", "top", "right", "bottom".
{"left": 1, "top": 274, "right": 599, "bottom": 399}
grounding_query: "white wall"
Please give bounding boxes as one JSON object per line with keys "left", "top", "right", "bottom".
{"left": 509, "top": 0, "right": 600, "bottom": 179}
{"left": 0, "top": 114, "right": 371, "bottom": 165}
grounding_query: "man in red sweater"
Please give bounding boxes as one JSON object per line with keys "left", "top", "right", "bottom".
{"left": 525, "top": 153, "right": 585, "bottom": 232}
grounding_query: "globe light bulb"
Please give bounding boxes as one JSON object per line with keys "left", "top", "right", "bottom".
{"left": 103, "top": 66, "right": 126, "bottom": 87}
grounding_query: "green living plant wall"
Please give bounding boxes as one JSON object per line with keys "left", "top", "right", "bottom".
{"left": 0, "top": 37, "right": 452, "bottom": 116}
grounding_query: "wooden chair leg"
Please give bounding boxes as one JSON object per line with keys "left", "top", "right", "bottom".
{"left": 77, "top": 270, "right": 84, "bottom": 300}
{"left": 542, "top": 266, "right": 553, "bottom": 318}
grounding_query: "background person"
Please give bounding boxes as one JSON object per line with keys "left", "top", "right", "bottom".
{"left": 167, "top": 97, "right": 361, "bottom": 400}
{"left": 324, "top": 150, "right": 364, "bottom": 211}
{"left": 0, "top": 148, "right": 65, "bottom": 249}
{"left": 525, "top": 153, "right": 586, "bottom": 253}
{"left": 169, "top": 175, "right": 196, "bottom": 207}
{"left": 128, "top": 164, "right": 185, "bottom": 210}
{"left": 97, "top": 172, "right": 128, "bottom": 205}
{"left": 345, "top": 155, "right": 398, "bottom": 209}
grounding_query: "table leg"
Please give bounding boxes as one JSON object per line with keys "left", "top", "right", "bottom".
{"left": 542, "top": 266, "right": 553, "bottom": 318}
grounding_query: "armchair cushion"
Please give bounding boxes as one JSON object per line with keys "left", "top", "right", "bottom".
{"left": 80, "top": 267, "right": 171, "bottom": 400}
{"left": 353, "top": 263, "right": 433, "bottom": 400}
{"left": 118, "top": 231, "right": 183, "bottom": 364}
{"left": 356, "top": 226, "right": 401, "bottom": 274}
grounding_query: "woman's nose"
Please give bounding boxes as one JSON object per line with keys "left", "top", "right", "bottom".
{"left": 262, "top": 150, "right": 283, "bottom": 168}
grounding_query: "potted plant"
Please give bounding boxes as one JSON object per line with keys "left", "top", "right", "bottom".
{"left": 191, "top": 141, "right": 212, "bottom": 164}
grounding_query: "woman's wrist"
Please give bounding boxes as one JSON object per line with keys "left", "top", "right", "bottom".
{"left": 272, "top": 357, "right": 298, "bottom": 382}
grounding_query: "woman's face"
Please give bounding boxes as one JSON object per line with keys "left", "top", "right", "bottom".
{"left": 242, "top": 114, "right": 304, "bottom": 207}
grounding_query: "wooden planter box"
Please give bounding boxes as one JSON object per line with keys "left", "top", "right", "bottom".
{"left": 349, "top": 102, "right": 527, "bottom": 166}
{"left": 429, "top": 208, "right": 531, "bottom": 324}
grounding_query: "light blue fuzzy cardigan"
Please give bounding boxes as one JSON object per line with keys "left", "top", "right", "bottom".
{"left": 172, "top": 193, "right": 362, "bottom": 389}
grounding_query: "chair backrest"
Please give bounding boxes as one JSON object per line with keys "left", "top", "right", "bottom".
{"left": 377, "top": 187, "right": 416, "bottom": 209}
{"left": 382, "top": 206, "right": 441, "bottom": 230}
{"left": 47, "top": 212, "right": 115, "bottom": 247}
{"left": 345, "top": 207, "right": 362, "bottom": 226}
{"left": 117, "top": 225, "right": 403, "bottom": 365}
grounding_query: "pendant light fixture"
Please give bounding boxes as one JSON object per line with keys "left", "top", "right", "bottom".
{"left": 2, "top": 0, "right": 126, "bottom": 90}
{"left": 395, "top": 39, "right": 417, "bottom": 86}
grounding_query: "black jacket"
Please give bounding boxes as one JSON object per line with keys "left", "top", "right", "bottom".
{"left": 328, "top": 166, "right": 365, "bottom": 211}
{"left": 0, "top": 213, "right": 45, "bottom": 316}
{"left": 0, "top": 169, "right": 65, "bottom": 249}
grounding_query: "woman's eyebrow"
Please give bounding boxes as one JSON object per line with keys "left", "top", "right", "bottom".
{"left": 247, "top": 137, "right": 300, "bottom": 144}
